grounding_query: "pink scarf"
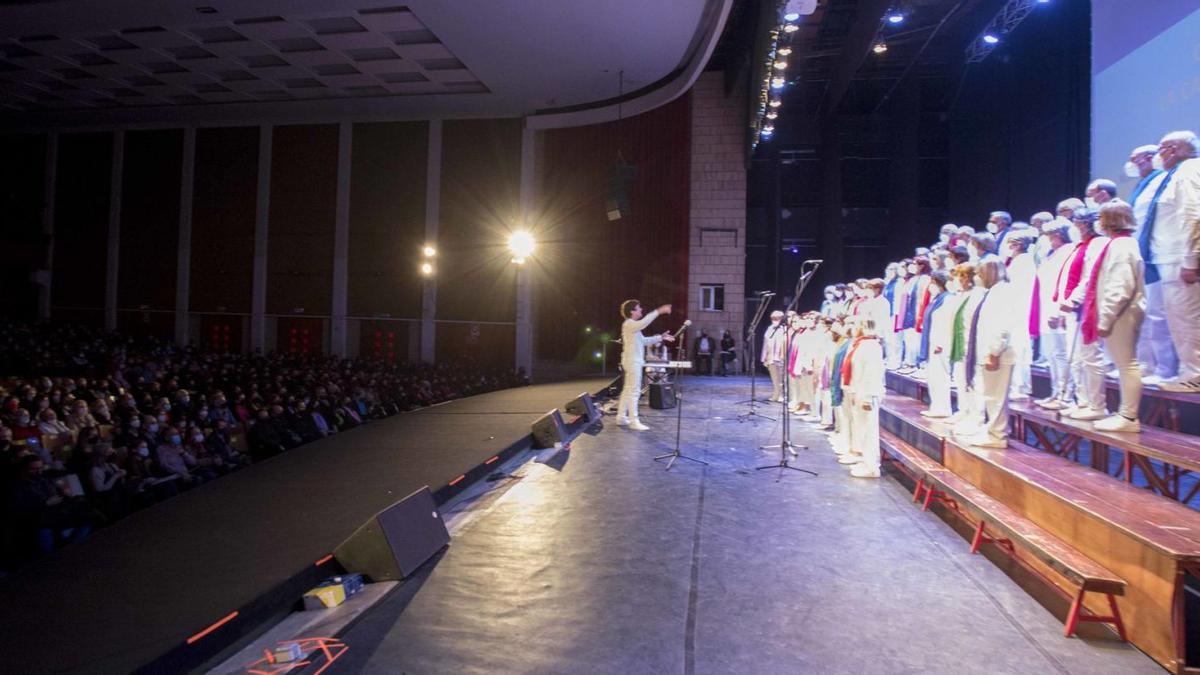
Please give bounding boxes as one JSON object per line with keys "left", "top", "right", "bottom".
{"left": 1081, "top": 234, "right": 1129, "bottom": 345}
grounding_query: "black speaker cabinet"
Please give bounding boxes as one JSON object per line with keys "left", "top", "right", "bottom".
{"left": 531, "top": 409, "right": 567, "bottom": 448}
{"left": 334, "top": 486, "right": 449, "bottom": 582}
{"left": 649, "top": 382, "right": 676, "bottom": 409}
{"left": 564, "top": 392, "right": 599, "bottom": 423}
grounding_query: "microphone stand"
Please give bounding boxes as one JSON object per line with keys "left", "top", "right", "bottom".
{"left": 736, "top": 292, "right": 777, "bottom": 422}
{"left": 758, "top": 260, "right": 822, "bottom": 478}
{"left": 655, "top": 323, "right": 708, "bottom": 470}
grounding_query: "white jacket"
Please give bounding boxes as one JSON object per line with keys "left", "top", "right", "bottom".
{"left": 1095, "top": 236, "right": 1147, "bottom": 333}
{"left": 1006, "top": 252, "right": 1036, "bottom": 345}
{"left": 861, "top": 295, "right": 892, "bottom": 336}
{"left": 973, "top": 281, "right": 1019, "bottom": 365}
{"left": 621, "top": 310, "right": 663, "bottom": 366}
{"left": 1037, "top": 243, "right": 1074, "bottom": 333}
{"left": 762, "top": 322, "right": 787, "bottom": 364}
{"left": 1063, "top": 236, "right": 1111, "bottom": 310}
{"left": 1147, "top": 158, "right": 1200, "bottom": 267}
{"left": 843, "top": 338, "right": 885, "bottom": 401}
{"left": 930, "top": 292, "right": 965, "bottom": 355}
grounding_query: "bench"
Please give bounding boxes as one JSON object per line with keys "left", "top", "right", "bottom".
{"left": 1009, "top": 401, "right": 1200, "bottom": 505}
{"left": 924, "top": 469, "right": 1128, "bottom": 639}
{"left": 1029, "top": 364, "right": 1199, "bottom": 433}
{"left": 880, "top": 429, "right": 946, "bottom": 504}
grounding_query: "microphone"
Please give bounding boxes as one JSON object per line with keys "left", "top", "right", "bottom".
{"left": 757, "top": 290, "right": 777, "bottom": 296}
{"left": 671, "top": 319, "right": 692, "bottom": 339}
{"left": 804, "top": 259, "right": 824, "bottom": 264}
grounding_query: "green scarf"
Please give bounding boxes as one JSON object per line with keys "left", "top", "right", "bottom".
{"left": 949, "top": 295, "right": 969, "bottom": 364}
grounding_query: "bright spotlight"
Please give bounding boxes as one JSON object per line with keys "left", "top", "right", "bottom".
{"left": 982, "top": 33, "right": 1000, "bottom": 44}
{"left": 508, "top": 230, "right": 535, "bottom": 263}
{"left": 770, "top": 77, "right": 785, "bottom": 89}
{"left": 584, "top": 326, "right": 593, "bottom": 334}
{"left": 422, "top": 245, "right": 436, "bottom": 257}
{"left": 886, "top": 11, "right": 905, "bottom": 24}
{"left": 774, "top": 60, "right": 788, "bottom": 70}
{"left": 420, "top": 262, "right": 434, "bottom": 276}
{"left": 784, "top": 11, "right": 800, "bottom": 21}
{"left": 783, "top": 23, "right": 798, "bottom": 33}
{"left": 763, "top": 124, "right": 775, "bottom": 134}
{"left": 593, "top": 351, "right": 602, "bottom": 359}
{"left": 777, "top": 47, "right": 793, "bottom": 56}
{"left": 873, "top": 41, "right": 888, "bottom": 54}
{"left": 766, "top": 111, "right": 778, "bottom": 119}
{"left": 769, "top": 99, "right": 782, "bottom": 108}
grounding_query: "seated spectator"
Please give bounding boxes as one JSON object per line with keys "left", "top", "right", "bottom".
{"left": 64, "top": 400, "right": 97, "bottom": 432}
{"left": 203, "top": 419, "right": 245, "bottom": 468}
{"left": 247, "top": 409, "right": 287, "bottom": 460}
{"left": 88, "top": 442, "right": 128, "bottom": 521}
{"left": 9, "top": 456, "right": 94, "bottom": 558}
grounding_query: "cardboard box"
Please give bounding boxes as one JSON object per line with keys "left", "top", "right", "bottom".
{"left": 302, "top": 583, "right": 346, "bottom": 610}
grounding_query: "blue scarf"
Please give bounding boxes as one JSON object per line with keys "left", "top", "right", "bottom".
{"left": 964, "top": 288, "right": 993, "bottom": 387}
{"left": 883, "top": 278, "right": 898, "bottom": 313}
{"left": 1137, "top": 167, "right": 1178, "bottom": 284}
{"left": 1130, "top": 169, "right": 1162, "bottom": 207}
{"left": 917, "top": 292, "right": 947, "bottom": 364}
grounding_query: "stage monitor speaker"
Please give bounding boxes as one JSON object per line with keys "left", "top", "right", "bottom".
{"left": 564, "top": 392, "right": 599, "bottom": 423}
{"left": 333, "top": 486, "right": 449, "bottom": 582}
{"left": 649, "top": 382, "right": 676, "bottom": 409}
{"left": 531, "top": 409, "right": 567, "bottom": 448}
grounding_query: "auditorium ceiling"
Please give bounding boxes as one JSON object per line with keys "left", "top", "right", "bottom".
{"left": 0, "top": 0, "right": 728, "bottom": 125}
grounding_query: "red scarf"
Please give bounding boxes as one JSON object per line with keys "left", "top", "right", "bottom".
{"left": 1053, "top": 238, "right": 1094, "bottom": 302}
{"left": 841, "top": 336, "right": 876, "bottom": 386}
{"left": 915, "top": 284, "right": 932, "bottom": 333}
{"left": 1081, "top": 234, "right": 1129, "bottom": 345}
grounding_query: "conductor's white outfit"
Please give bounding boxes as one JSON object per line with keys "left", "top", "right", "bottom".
{"left": 617, "top": 309, "right": 663, "bottom": 426}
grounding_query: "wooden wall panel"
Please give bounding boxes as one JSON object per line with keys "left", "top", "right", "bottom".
{"left": 191, "top": 126, "right": 258, "bottom": 314}
{"left": 436, "top": 118, "right": 522, "bottom": 323}
{"left": 118, "top": 129, "right": 182, "bottom": 311}
{"left": 267, "top": 124, "right": 337, "bottom": 316}
{"left": 51, "top": 132, "right": 111, "bottom": 317}
{"left": 0, "top": 134, "right": 47, "bottom": 320}
{"left": 348, "top": 121, "right": 427, "bottom": 319}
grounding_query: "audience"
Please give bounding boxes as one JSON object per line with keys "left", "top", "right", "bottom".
{"left": 0, "top": 319, "right": 527, "bottom": 569}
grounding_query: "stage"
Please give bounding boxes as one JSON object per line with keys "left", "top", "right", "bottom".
{"left": 318, "top": 375, "right": 1159, "bottom": 674}
{"left": 0, "top": 377, "right": 615, "bottom": 675}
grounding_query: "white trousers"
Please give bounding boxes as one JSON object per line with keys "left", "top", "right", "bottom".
{"left": 1136, "top": 281, "right": 1177, "bottom": 379}
{"left": 926, "top": 351, "right": 952, "bottom": 415}
{"left": 845, "top": 394, "right": 861, "bottom": 457}
{"left": 1103, "top": 308, "right": 1144, "bottom": 419}
{"left": 1041, "top": 330, "right": 1069, "bottom": 399}
{"left": 1009, "top": 337, "right": 1032, "bottom": 397}
{"left": 1076, "top": 332, "right": 1106, "bottom": 412}
{"left": 902, "top": 328, "right": 919, "bottom": 366}
{"left": 767, "top": 362, "right": 784, "bottom": 401}
{"left": 617, "top": 365, "right": 644, "bottom": 422}
{"left": 849, "top": 397, "right": 881, "bottom": 470}
{"left": 1160, "top": 264, "right": 1200, "bottom": 382}
{"left": 819, "top": 389, "right": 833, "bottom": 425}
{"left": 976, "top": 364, "right": 1014, "bottom": 442}
{"left": 832, "top": 403, "right": 848, "bottom": 452}
{"left": 952, "top": 360, "right": 974, "bottom": 420}
{"left": 1065, "top": 312, "right": 1085, "bottom": 404}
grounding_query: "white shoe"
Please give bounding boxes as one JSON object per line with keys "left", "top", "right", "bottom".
{"left": 1159, "top": 378, "right": 1200, "bottom": 393}
{"left": 969, "top": 435, "right": 1009, "bottom": 449}
{"left": 850, "top": 464, "right": 881, "bottom": 478}
{"left": 838, "top": 454, "right": 861, "bottom": 465}
{"left": 1094, "top": 415, "right": 1141, "bottom": 433}
{"left": 912, "top": 370, "right": 927, "bottom": 381}
{"left": 920, "top": 409, "right": 950, "bottom": 418}
{"left": 1141, "top": 374, "right": 1164, "bottom": 386}
{"left": 1040, "top": 399, "right": 1068, "bottom": 411}
{"left": 1009, "top": 394, "right": 1030, "bottom": 402}
{"left": 1067, "top": 407, "right": 1108, "bottom": 421}
{"left": 616, "top": 417, "right": 630, "bottom": 426}
{"left": 629, "top": 421, "right": 651, "bottom": 431}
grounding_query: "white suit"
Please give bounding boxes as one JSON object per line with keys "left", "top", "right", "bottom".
{"left": 1091, "top": 236, "right": 1146, "bottom": 419}
{"left": 1065, "top": 235, "right": 1112, "bottom": 411}
{"left": 762, "top": 321, "right": 787, "bottom": 401}
{"left": 1148, "top": 158, "right": 1200, "bottom": 384}
{"left": 1006, "top": 252, "right": 1037, "bottom": 398}
{"left": 926, "top": 292, "right": 964, "bottom": 417}
{"left": 1132, "top": 171, "right": 1179, "bottom": 379}
{"left": 617, "top": 309, "right": 664, "bottom": 423}
{"left": 951, "top": 286, "right": 985, "bottom": 429}
{"left": 970, "top": 281, "right": 1019, "bottom": 443}
{"left": 845, "top": 337, "right": 886, "bottom": 471}
{"left": 1037, "top": 243, "right": 1075, "bottom": 400}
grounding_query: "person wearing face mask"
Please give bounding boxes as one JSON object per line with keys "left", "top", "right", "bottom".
{"left": 1138, "top": 131, "right": 1200, "bottom": 392}
{"left": 1005, "top": 232, "right": 1038, "bottom": 402}
{"left": 154, "top": 427, "right": 200, "bottom": 486}
{"left": 820, "top": 285, "right": 838, "bottom": 317}
{"left": 925, "top": 267, "right": 966, "bottom": 419}
{"left": 1084, "top": 179, "right": 1117, "bottom": 209}
{"left": 89, "top": 442, "right": 129, "bottom": 521}
{"left": 1034, "top": 220, "right": 1077, "bottom": 410}
{"left": 762, "top": 310, "right": 788, "bottom": 404}
{"left": 787, "top": 313, "right": 813, "bottom": 415}
{"left": 969, "top": 232, "right": 997, "bottom": 263}
{"left": 887, "top": 261, "right": 913, "bottom": 370}
{"left": 1056, "top": 198, "right": 1085, "bottom": 241}
{"left": 862, "top": 278, "right": 891, "bottom": 353}
{"left": 840, "top": 318, "right": 886, "bottom": 478}
{"left": 827, "top": 318, "right": 856, "bottom": 454}
{"left": 954, "top": 258, "right": 1019, "bottom": 448}
{"left": 937, "top": 223, "right": 957, "bottom": 247}
{"left": 813, "top": 318, "right": 838, "bottom": 428}
{"left": 947, "top": 263, "right": 984, "bottom": 428}
{"left": 1126, "top": 145, "right": 1175, "bottom": 384}
{"left": 1029, "top": 211, "right": 1055, "bottom": 265}
{"left": 1082, "top": 200, "right": 1147, "bottom": 432}
{"left": 898, "top": 258, "right": 931, "bottom": 374}
{"left": 986, "top": 211, "right": 1014, "bottom": 255}
{"left": 1057, "top": 207, "right": 1111, "bottom": 420}
{"left": 882, "top": 264, "right": 902, "bottom": 367}
{"left": 914, "top": 271, "right": 949, "bottom": 384}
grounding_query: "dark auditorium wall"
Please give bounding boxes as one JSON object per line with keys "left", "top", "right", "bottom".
{"left": 536, "top": 95, "right": 692, "bottom": 361}
{"left": 348, "top": 121, "right": 427, "bottom": 320}
{"left": 946, "top": 0, "right": 1090, "bottom": 224}
{"left": 191, "top": 126, "right": 259, "bottom": 315}
{"left": 0, "top": 134, "right": 46, "bottom": 321}
{"left": 51, "top": 132, "right": 111, "bottom": 326}
{"left": 117, "top": 129, "right": 182, "bottom": 339}
{"left": 267, "top": 124, "right": 338, "bottom": 321}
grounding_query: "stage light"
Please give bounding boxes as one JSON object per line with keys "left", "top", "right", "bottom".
{"left": 422, "top": 245, "right": 436, "bottom": 257}
{"left": 769, "top": 99, "right": 782, "bottom": 108}
{"left": 784, "top": 11, "right": 800, "bottom": 21}
{"left": 763, "top": 124, "right": 775, "bottom": 134}
{"left": 982, "top": 33, "right": 1000, "bottom": 45}
{"left": 420, "top": 262, "right": 434, "bottom": 276}
{"left": 771, "top": 77, "right": 785, "bottom": 89}
{"left": 584, "top": 326, "right": 593, "bottom": 334}
{"left": 886, "top": 11, "right": 905, "bottom": 24}
{"left": 1036, "top": 0, "right": 1049, "bottom": 3}
{"left": 783, "top": 23, "right": 798, "bottom": 33}
{"left": 774, "top": 60, "right": 788, "bottom": 70}
{"left": 873, "top": 41, "right": 888, "bottom": 54}
{"left": 790, "top": 245, "right": 799, "bottom": 254}
{"left": 593, "top": 351, "right": 602, "bottom": 360}
{"left": 777, "top": 47, "right": 793, "bottom": 56}
{"left": 766, "top": 111, "right": 778, "bottom": 120}
{"left": 508, "top": 230, "right": 535, "bottom": 264}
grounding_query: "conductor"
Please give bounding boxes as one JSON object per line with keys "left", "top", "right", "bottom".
{"left": 617, "top": 300, "right": 675, "bottom": 430}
